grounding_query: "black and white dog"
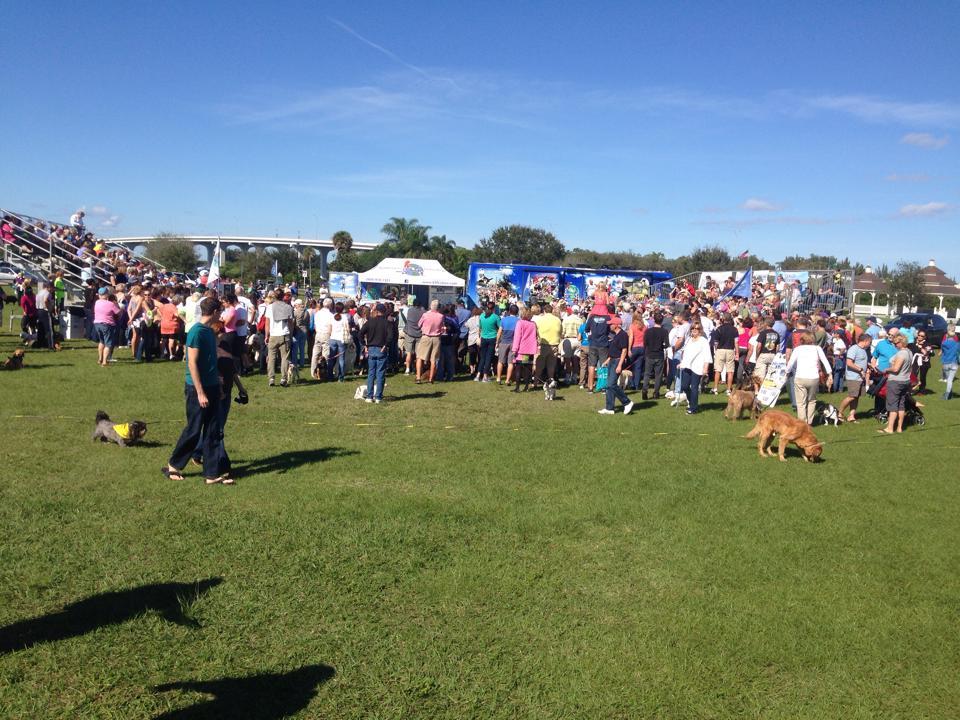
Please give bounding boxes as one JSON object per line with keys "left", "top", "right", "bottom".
{"left": 543, "top": 379, "right": 557, "bottom": 400}
{"left": 816, "top": 402, "right": 842, "bottom": 426}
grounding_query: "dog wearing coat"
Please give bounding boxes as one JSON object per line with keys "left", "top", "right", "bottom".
{"left": 92, "top": 410, "right": 148, "bottom": 447}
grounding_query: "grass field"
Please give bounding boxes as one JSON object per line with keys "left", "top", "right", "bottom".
{"left": 1, "top": 331, "right": 959, "bottom": 719}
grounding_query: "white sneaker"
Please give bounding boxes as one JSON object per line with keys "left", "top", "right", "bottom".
{"left": 404, "top": 368, "right": 410, "bottom": 375}
{"left": 598, "top": 409, "right": 616, "bottom": 415}
{"left": 365, "top": 398, "right": 373, "bottom": 403}
{"left": 474, "top": 375, "right": 480, "bottom": 382}
{"left": 623, "top": 401, "right": 635, "bottom": 415}
{"left": 725, "top": 389, "right": 732, "bottom": 395}
{"left": 374, "top": 399, "right": 382, "bottom": 404}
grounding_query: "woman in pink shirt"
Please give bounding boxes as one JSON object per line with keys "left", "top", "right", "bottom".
{"left": 511, "top": 307, "right": 539, "bottom": 393}
{"left": 93, "top": 288, "right": 120, "bottom": 366}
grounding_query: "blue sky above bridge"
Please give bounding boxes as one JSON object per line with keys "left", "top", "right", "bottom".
{"left": 2, "top": 1, "right": 958, "bottom": 277}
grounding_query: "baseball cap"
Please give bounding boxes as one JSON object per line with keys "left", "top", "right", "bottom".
{"left": 374, "top": 302, "right": 386, "bottom": 313}
{"left": 609, "top": 316, "right": 622, "bottom": 326}
{"left": 98, "top": 287, "right": 108, "bottom": 295}
{"left": 867, "top": 316, "right": 878, "bottom": 323}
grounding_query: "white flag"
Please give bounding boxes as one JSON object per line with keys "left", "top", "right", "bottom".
{"left": 208, "top": 238, "right": 221, "bottom": 286}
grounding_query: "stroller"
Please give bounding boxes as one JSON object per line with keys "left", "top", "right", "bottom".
{"left": 869, "top": 370, "right": 925, "bottom": 427}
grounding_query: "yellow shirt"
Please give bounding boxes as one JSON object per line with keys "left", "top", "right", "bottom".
{"left": 533, "top": 313, "right": 562, "bottom": 345}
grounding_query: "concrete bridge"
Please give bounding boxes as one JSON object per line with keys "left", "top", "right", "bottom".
{"left": 109, "top": 235, "right": 379, "bottom": 277}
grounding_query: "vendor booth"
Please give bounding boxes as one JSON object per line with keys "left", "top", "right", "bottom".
{"left": 357, "top": 258, "right": 465, "bottom": 306}
{"left": 466, "top": 263, "right": 671, "bottom": 307}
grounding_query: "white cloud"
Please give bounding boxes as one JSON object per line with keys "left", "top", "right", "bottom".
{"left": 884, "top": 173, "right": 932, "bottom": 182}
{"left": 693, "top": 215, "right": 851, "bottom": 228}
{"left": 900, "top": 132, "right": 949, "bottom": 149}
{"left": 742, "top": 197, "right": 784, "bottom": 212}
{"left": 805, "top": 96, "right": 960, "bottom": 127}
{"left": 89, "top": 205, "right": 109, "bottom": 215}
{"left": 100, "top": 214, "right": 122, "bottom": 228}
{"left": 899, "top": 202, "right": 951, "bottom": 217}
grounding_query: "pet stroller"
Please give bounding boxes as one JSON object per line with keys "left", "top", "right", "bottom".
{"left": 870, "top": 371, "right": 925, "bottom": 426}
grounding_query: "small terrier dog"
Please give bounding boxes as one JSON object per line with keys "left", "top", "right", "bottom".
{"left": 3, "top": 348, "right": 25, "bottom": 370}
{"left": 92, "top": 410, "right": 148, "bottom": 447}
{"left": 543, "top": 379, "right": 557, "bottom": 400}
{"left": 816, "top": 402, "right": 842, "bottom": 426}
{"left": 670, "top": 391, "right": 688, "bottom": 407}
{"left": 354, "top": 385, "right": 369, "bottom": 400}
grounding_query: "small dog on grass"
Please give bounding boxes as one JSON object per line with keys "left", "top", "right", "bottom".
{"left": 3, "top": 349, "right": 25, "bottom": 370}
{"left": 354, "top": 385, "right": 369, "bottom": 400}
{"left": 670, "top": 391, "right": 688, "bottom": 407}
{"left": 617, "top": 369, "right": 633, "bottom": 391}
{"left": 816, "top": 402, "right": 842, "bottom": 426}
{"left": 543, "top": 379, "right": 557, "bottom": 400}
{"left": 92, "top": 410, "right": 148, "bottom": 447}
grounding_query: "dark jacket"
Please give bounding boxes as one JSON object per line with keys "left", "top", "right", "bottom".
{"left": 359, "top": 315, "right": 395, "bottom": 348}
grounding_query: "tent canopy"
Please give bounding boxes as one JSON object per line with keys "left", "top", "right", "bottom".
{"left": 357, "top": 258, "right": 464, "bottom": 287}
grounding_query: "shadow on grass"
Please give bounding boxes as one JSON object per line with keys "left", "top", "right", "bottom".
{"left": 387, "top": 391, "right": 447, "bottom": 402}
{"left": 11, "top": 363, "right": 75, "bottom": 370}
{"left": 152, "top": 664, "right": 335, "bottom": 720}
{"left": 231, "top": 447, "right": 357, "bottom": 477}
{"left": 0, "top": 578, "right": 223, "bottom": 655}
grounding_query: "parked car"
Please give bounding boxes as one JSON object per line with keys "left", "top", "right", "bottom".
{"left": 0, "top": 261, "right": 44, "bottom": 286}
{"left": 884, "top": 313, "right": 949, "bottom": 347}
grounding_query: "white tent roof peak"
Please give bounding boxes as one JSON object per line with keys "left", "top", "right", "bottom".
{"left": 358, "top": 258, "right": 464, "bottom": 287}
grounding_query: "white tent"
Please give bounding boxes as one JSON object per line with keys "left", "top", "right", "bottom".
{"left": 358, "top": 258, "right": 464, "bottom": 288}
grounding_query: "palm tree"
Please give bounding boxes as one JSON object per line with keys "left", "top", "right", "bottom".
{"left": 380, "top": 217, "right": 430, "bottom": 256}
{"left": 331, "top": 230, "right": 353, "bottom": 252}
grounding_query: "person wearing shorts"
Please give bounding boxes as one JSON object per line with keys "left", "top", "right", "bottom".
{"left": 496, "top": 304, "right": 519, "bottom": 384}
{"left": 752, "top": 320, "right": 780, "bottom": 387}
{"left": 881, "top": 335, "right": 914, "bottom": 434}
{"left": 711, "top": 312, "right": 738, "bottom": 394}
{"left": 415, "top": 299, "right": 445, "bottom": 383}
{"left": 92, "top": 288, "right": 120, "bottom": 367}
{"left": 839, "top": 333, "right": 871, "bottom": 422}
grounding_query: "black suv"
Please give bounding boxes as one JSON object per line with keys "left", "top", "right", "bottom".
{"left": 884, "top": 313, "right": 949, "bottom": 347}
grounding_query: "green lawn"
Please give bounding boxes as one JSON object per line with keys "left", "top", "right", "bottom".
{"left": 1, "top": 332, "right": 959, "bottom": 719}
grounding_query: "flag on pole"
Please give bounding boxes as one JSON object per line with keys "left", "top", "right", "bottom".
{"left": 208, "top": 237, "right": 221, "bottom": 287}
{"left": 738, "top": 249, "right": 750, "bottom": 259}
{"left": 722, "top": 267, "right": 753, "bottom": 299}
{"left": 270, "top": 258, "right": 279, "bottom": 277}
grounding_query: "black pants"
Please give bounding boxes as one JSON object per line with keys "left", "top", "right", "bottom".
{"left": 169, "top": 384, "right": 223, "bottom": 479}
{"left": 439, "top": 343, "right": 457, "bottom": 381}
{"left": 642, "top": 356, "right": 664, "bottom": 396}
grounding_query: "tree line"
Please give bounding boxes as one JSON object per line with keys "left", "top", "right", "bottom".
{"left": 144, "top": 219, "right": 942, "bottom": 310}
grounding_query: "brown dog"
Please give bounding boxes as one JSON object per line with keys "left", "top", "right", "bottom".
{"left": 724, "top": 389, "right": 758, "bottom": 420}
{"left": 745, "top": 410, "right": 823, "bottom": 462}
{"left": 3, "top": 349, "right": 25, "bottom": 370}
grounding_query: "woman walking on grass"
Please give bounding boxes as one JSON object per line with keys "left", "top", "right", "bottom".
{"left": 785, "top": 332, "right": 832, "bottom": 425}
{"left": 678, "top": 323, "right": 712, "bottom": 415}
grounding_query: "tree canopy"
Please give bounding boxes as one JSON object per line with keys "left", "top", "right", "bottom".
{"left": 474, "top": 225, "right": 566, "bottom": 265}
{"left": 145, "top": 234, "right": 201, "bottom": 273}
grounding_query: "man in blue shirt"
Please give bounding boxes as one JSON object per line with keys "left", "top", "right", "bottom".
{"left": 165, "top": 297, "right": 227, "bottom": 484}
{"left": 495, "top": 304, "right": 519, "bottom": 384}
{"left": 863, "top": 316, "right": 881, "bottom": 342}
{"left": 839, "top": 333, "right": 872, "bottom": 422}
{"left": 872, "top": 328, "right": 899, "bottom": 372}
{"left": 941, "top": 326, "right": 960, "bottom": 400}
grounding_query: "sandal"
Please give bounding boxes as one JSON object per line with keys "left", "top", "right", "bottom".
{"left": 204, "top": 476, "right": 223, "bottom": 485}
{"left": 162, "top": 467, "right": 185, "bottom": 481}
{"left": 221, "top": 476, "right": 235, "bottom": 485}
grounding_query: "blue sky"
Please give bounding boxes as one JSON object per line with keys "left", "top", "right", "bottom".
{"left": 2, "top": 1, "right": 958, "bottom": 277}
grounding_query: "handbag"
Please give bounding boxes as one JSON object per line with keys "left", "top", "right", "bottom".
{"left": 596, "top": 365, "right": 609, "bottom": 391}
